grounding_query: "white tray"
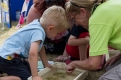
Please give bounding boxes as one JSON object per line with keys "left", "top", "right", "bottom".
{"left": 28, "top": 62, "right": 88, "bottom": 80}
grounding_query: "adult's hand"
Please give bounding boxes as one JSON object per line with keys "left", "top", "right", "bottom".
{"left": 66, "top": 62, "right": 76, "bottom": 73}
{"left": 105, "top": 53, "right": 121, "bottom": 67}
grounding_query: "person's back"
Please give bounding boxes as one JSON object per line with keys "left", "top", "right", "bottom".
{"left": 89, "top": 0, "right": 121, "bottom": 56}
{"left": 0, "top": 19, "right": 45, "bottom": 60}
{"left": 27, "top": 0, "right": 69, "bottom": 53}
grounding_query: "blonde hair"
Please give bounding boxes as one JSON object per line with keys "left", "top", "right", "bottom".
{"left": 40, "top": 5, "right": 69, "bottom": 31}
{"left": 65, "top": 0, "right": 106, "bottom": 14}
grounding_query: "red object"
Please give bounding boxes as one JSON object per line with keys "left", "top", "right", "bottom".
{"left": 65, "top": 59, "right": 73, "bottom": 65}
{"left": 108, "top": 46, "right": 116, "bottom": 50}
{"left": 20, "top": 14, "right": 24, "bottom": 24}
{"left": 66, "top": 32, "right": 89, "bottom": 59}
{"left": 14, "top": 54, "right": 19, "bottom": 58}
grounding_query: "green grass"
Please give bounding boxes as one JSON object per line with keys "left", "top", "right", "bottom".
{"left": 0, "top": 21, "right": 25, "bottom": 46}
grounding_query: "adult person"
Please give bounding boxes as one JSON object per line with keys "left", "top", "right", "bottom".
{"left": 26, "top": 0, "right": 69, "bottom": 54}
{"left": 65, "top": 0, "right": 121, "bottom": 80}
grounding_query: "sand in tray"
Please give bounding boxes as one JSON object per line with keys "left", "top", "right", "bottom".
{"left": 42, "top": 68, "right": 81, "bottom": 80}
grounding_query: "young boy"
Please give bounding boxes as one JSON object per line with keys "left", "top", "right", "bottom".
{"left": 0, "top": 6, "right": 69, "bottom": 80}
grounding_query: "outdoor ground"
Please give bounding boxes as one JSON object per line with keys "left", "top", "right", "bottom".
{"left": 0, "top": 22, "right": 118, "bottom": 80}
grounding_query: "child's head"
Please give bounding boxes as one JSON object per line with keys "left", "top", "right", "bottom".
{"left": 40, "top": 5, "right": 70, "bottom": 38}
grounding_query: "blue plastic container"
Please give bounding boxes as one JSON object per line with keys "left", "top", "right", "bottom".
{"left": 9, "top": 0, "right": 32, "bottom": 21}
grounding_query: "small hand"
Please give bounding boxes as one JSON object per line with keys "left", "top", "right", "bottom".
{"left": 56, "top": 55, "right": 69, "bottom": 62}
{"left": 105, "top": 53, "right": 121, "bottom": 67}
{"left": 44, "top": 63, "right": 54, "bottom": 69}
{"left": 66, "top": 62, "right": 75, "bottom": 73}
{"left": 32, "top": 76, "right": 42, "bottom": 80}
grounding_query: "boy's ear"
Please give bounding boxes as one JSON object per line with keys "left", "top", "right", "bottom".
{"left": 48, "top": 26, "right": 55, "bottom": 31}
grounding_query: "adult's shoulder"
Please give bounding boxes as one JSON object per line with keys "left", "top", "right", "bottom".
{"left": 26, "top": 4, "right": 42, "bottom": 24}
{"left": 29, "top": 4, "right": 40, "bottom": 13}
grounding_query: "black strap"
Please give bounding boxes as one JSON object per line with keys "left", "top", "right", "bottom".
{"left": 92, "top": 4, "right": 99, "bottom": 14}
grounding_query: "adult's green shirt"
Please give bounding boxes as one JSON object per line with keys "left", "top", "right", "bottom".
{"left": 89, "top": 0, "right": 121, "bottom": 56}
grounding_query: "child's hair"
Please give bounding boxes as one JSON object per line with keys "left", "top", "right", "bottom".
{"left": 34, "top": 0, "right": 66, "bottom": 14}
{"left": 65, "top": 0, "right": 106, "bottom": 14}
{"left": 40, "top": 5, "right": 70, "bottom": 31}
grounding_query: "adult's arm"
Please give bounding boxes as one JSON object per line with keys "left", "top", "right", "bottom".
{"left": 26, "top": 4, "right": 42, "bottom": 24}
{"left": 66, "top": 55, "right": 103, "bottom": 72}
{"left": 66, "top": 23, "right": 113, "bottom": 72}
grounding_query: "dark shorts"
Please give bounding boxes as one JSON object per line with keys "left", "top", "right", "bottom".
{"left": 0, "top": 57, "right": 31, "bottom": 80}
{"left": 44, "top": 36, "right": 67, "bottom": 53}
